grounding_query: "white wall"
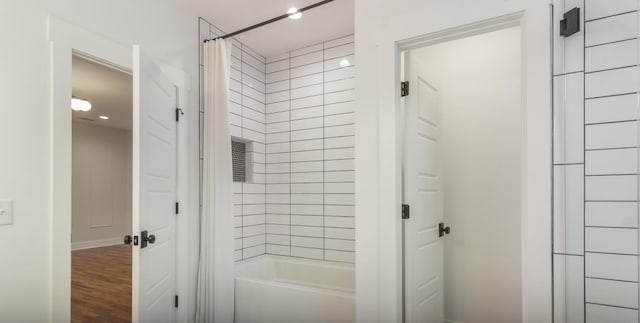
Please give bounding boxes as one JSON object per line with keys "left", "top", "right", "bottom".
{"left": 263, "top": 35, "right": 356, "bottom": 263}
{"left": 354, "top": 0, "right": 552, "bottom": 322}
{"left": 411, "top": 26, "right": 522, "bottom": 323}
{"left": 0, "top": 1, "right": 199, "bottom": 321}
{"left": 72, "top": 122, "right": 132, "bottom": 250}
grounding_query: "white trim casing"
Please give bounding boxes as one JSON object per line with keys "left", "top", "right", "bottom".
{"left": 47, "top": 17, "right": 132, "bottom": 322}
{"left": 354, "top": 2, "right": 553, "bottom": 322}
{"left": 47, "top": 16, "right": 192, "bottom": 323}
{"left": 159, "top": 64, "right": 192, "bottom": 323}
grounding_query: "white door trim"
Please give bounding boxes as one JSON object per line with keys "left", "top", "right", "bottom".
{"left": 47, "top": 17, "right": 132, "bottom": 322}
{"left": 47, "top": 16, "right": 191, "bottom": 322}
{"left": 354, "top": 6, "right": 552, "bottom": 323}
{"left": 159, "top": 64, "right": 192, "bottom": 323}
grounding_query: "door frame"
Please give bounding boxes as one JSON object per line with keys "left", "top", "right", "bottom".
{"left": 354, "top": 6, "right": 553, "bottom": 323}
{"left": 400, "top": 18, "right": 523, "bottom": 322}
{"left": 47, "top": 16, "right": 190, "bottom": 322}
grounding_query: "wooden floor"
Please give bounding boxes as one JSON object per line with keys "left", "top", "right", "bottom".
{"left": 72, "top": 244, "right": 131, "bottom": 323}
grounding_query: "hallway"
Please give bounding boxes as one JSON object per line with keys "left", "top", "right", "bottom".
{"left": 71, "top": 245, "right": 131, "bottom": 323}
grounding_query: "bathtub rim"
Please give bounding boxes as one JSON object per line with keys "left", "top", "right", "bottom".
{"left": 235, "top": 254, "right": 356, "bottom": 295}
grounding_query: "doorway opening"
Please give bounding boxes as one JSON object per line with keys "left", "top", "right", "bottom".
{"left": 70, "top": 54, "right": 133, "bottom": 322}
{"left": 401, "top": 25, "right": 523, "bottom": 323}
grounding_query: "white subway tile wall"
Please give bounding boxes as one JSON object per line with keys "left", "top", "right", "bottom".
{"left": 553, "top": 0, "right": 640, "bottom": 321}
{"left": 554, "top": 165, "right": 584, "bottom": 255}
{"left": 200, "top": 18, "right": 355, "bottom": 264}
{"left": 200, "top": 19, "right": 267, "bottom": 261}
{"left": 554, "top": 254, "right": 585, "bottom": 323}
{"left": 264, "top": 35, "right": 356, "bottom": 263}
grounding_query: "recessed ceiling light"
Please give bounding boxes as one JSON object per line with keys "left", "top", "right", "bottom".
{"left": 71, "top": 98, "right": 91, "bottom": 111}
{"left": 287, "top": 7, "right": 302, "bottom": 19}
{"left": 99, "top": 115, "right": 109, "bottom": 120}
{"left": 339, "top": 59, "right": 351, "bottom": 67}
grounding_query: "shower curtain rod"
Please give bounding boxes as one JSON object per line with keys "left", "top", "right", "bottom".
{"left": 203, "top": 0, "right": 335, "bottom": 42}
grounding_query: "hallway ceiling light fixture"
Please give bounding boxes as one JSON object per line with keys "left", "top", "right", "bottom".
{"left": 339, "top": 59, "right": 351, "bottom": 67}
{"left": 99, "top": 115, "right": 109, "bottom": 120}
{"left": 71, "top": 98, "right": 92, "bottom": 112}
{"left": 287, "top": 7, "right": 302, "bottom": 19}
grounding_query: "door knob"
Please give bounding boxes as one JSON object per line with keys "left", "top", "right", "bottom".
{"left": 439, "top": 222, "right": 451, "bottom": 237}
{"left": 140, "top": 230, "right": 156, "bottom": 248}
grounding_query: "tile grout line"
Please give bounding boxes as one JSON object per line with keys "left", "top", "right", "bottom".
{"left": 636, "top": 7, "right": 640, "bottom": 322}
{"left": 289, "top": 50, "right": 293, "bottom": 257}
{"left": 263, "top": 44, "right": 268, "bottom": 258}
{"left": 241, "top": 43, "right": 245, "bottom": 260}
{"left": 323, "top": 40, "right": 326, "bottom": 260}
{"left": 582, "top": 3, "right": 586, "bottom": 319}
{"left": 548, "top": 4, "right": 555, "bottom": 320}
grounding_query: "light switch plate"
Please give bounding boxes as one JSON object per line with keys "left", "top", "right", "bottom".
{"left": 0, "top": 199, "right": 13, "bottom": 225}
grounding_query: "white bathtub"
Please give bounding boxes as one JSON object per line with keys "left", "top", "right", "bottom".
{"left": 234, "top": 255, "right": 355, "bottom": 323}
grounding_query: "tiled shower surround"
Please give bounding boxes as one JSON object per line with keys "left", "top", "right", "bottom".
{"left": 199, "top": 19, "right": 355, "bottom": 263}
{"left": 200, "top": 19, "right": 268, "bottom": 261}
{"left": 263, "top": 35, "right": 356, "bottom": 263}
{"left": 553, "top": 1, "right": 640, "bottom": 322}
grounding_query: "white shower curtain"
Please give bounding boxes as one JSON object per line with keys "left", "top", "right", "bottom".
{"left": 196, "top": 39, "right": 235, "bottom": 323}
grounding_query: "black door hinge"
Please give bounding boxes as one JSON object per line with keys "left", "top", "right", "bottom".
{"left": 402, "top": 204, "right": 410, "bottom": 219}
{"left": 175, "top": 108, "right": 184, "bottom": 122}
{"left": 401, "top": 81, "right": 409, "bottom": 97}
{"left": 175, "top": 295, "right": 179, "bottom": 308}
{"left": 560, "top": 7, "right": 580, "bottom": 37}
{"left": 175, "top": 202, "right": 179, "bottom": 215}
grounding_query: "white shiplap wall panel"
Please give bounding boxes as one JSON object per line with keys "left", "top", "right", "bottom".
{"left": 554, "top": 1, "right": 640, "bottom": 321}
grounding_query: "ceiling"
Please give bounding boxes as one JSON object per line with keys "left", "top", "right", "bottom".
{"left": 71, "top": 55, "right": 132, "bottom": 130}
{"left": 182, "top": 0, "right": 354, "bottom": 58}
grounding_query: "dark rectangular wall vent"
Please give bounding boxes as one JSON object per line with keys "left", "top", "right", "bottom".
{"left": 232, "top": 140, "right": 246, "bottom": 182}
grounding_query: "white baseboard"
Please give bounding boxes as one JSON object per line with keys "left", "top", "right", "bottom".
{"left": 445, "top": 320, "right": 463, "bottom": 323}
{"left": 72, "top": 237, "right": 123, "bottom": 251}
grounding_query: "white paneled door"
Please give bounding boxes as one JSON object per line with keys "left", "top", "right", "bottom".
{"left": 402, "top": 52, "right": 444, "bottom": 323}
{"left": 132, "top": 45, "right": 177, "bottom": 323}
